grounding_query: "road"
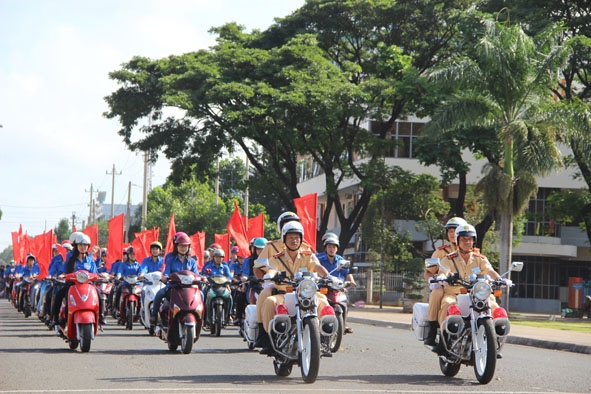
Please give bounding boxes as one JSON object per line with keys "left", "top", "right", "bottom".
{"left": 0, "top": 301, "right": 587, "bottom": 393}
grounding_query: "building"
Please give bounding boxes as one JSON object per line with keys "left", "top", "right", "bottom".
{"left": 297, "top": 117, "right": 591, "bottom": 314}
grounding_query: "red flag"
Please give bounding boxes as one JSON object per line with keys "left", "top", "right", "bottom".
{"left": 247, "top": 213, "right": 265, "bottom": 240}
{"left": 73, "top": 225, "right": 78, "bottom": 232}
{"left": 106, "top": 214, "right": 125, "bottom": 270}
{"left": 34, "top": 231, "right": 53, "bottom": 280}
{"left": 83, "top": 224, "right": 99, "bottom": 252}
{"left": 214, "top": 233, "right": 230, "bottom": 260}
{"left": 20, "top": 233, "right": 31, "bottom": 264}
{"left": 11, "top": 231, "right": 21, "bottom": 263}
{"left": 226, "top": 202, "right": 250, "bottom": 258}
{"left": 165, "top": 213, "right": 176, "bottom": 255}
{"left": 131, "top": 228, "right": 160, "bottom": 263}
{"left": 189, "top": 232, "right": 205, "bottom": 270}
{"left": 294, "top": 193, "right": 318, "bottom": 252}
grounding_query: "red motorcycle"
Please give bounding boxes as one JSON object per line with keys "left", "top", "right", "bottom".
{"left": 118, "top": 275, "right": 142, "bottom": 330}
{"left": 55, "top": 270, "right": 100, "bottom": 352}
{"left": 95, "top": 273, "right": 113, "bottom": 326}
{"left": 156, "top": 270, "right": 204, "bottom": 354}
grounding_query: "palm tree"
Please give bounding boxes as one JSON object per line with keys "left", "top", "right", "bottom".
{"left": 426, "top": 17, "right": 569, "bottom": 308}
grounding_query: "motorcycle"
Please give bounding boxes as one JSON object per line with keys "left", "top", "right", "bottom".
{"left": 118, "top": 275, "right": 143, "bottom": 330}
{"left": 95, "top": 273, "right": 114, "bottom": 326}
{"left": 412, "top": 258, "right": 523, "bottom": 384}
{"left": 239, "top": 276, "right": 265, "bottom": 349}
{"left": 155, "top": 270, "right": 204, "bottom": 354}
{"left": 19, "top": 276, "right": 36, "bottom": 317}
{"left": 140, "top": 271, "right": 165, "bottom": 335}
{"left": 264, "top": 271, "right": 338, "bottom": 384}
{"left": 33, "top": 277, "right": 53, "bottom": 323}
{"left": 203, "top": 275, "right": 233, "bottom": 337}
{"left": 55, "top": 270, "right": 100, "bottom": 352}
{"left": 317, "top": 260, "right": 356, "bottom": 353}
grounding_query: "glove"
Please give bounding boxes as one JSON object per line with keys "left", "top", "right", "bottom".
{"left": 429, "top": 281, "right": 440, "bottom": 290}
{"left": 436, "top": 274, "right": 448, "bottom": 285}
{"left": 502, "top": 279, "right": 513, "bottom": 287}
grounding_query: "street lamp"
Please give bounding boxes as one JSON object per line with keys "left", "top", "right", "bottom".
{"left": 379, "top": 188, "right": 385, "bottom": 309}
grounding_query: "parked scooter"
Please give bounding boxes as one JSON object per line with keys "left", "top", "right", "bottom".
{"left": 155, "top": 270, "right": 204, "bottom": 354}
{"left": 411, "top": 258, "right": 523, "bottom": 384}
{"left": 55, "top": 270, "right": 100, "bottom": 352}
{"left": 140, "top": 271, "right": 165, "bottom": 335}
{"left": 118, "top": 275, "right": 143, "bottom": 330}
{"left": 203, "top": 275, "right": 233, "bottom": 337}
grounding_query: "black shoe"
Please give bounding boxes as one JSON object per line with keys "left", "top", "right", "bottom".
{"left": 100, "top": 317, "right": 107, "bottom": 326}
{"left": 497, "top": 353, "right": 503, "bottom": 359}
{"left": 423, "top": 321, "right": 438, "bottom": 346}
{"left": 429, "top": 341, "right": 446, "bottom": 355}
{"left": 149, "top": 315, "right": 157, "bottom": 330}
{"left": 253, "top": 323, "right": 266, "bottom": 348}
{"left": 259, "top": 345, "right": 276, "bottom": 356}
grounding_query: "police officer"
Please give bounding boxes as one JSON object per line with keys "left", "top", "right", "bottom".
{"left": 254, "top": 221, "right": 330, "bottom": 355}
{"left": 423, "top": 217, "right": 466, "bottom": 346}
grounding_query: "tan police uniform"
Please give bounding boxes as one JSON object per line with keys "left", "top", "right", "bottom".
{"left": 426, "top": 244, "right": 457, "bottom": 321}
{"left": 438, "top": 250, "right": 499, "bottom": 325}
{"left": 255, "top": 245, "right": 329, "bottom": 332}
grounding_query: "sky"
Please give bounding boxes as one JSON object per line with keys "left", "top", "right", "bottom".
{"left": 0, "top": 0, "right": 305, "bottom": 252}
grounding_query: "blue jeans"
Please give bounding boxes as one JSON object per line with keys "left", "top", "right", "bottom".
{"left": 151, "top": 285, "right": 169, "bottom": 318}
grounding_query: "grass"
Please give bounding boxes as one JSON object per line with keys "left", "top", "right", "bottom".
{"left": 510, "top": 318, "right": 591, "bottom": 333}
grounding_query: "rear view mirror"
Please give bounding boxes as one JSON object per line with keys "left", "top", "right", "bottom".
{"left": 338, "top": 260, "right": 351, "bottom": 269}
{"left": 510, "top": 261, "right": 524, "bottom": 272}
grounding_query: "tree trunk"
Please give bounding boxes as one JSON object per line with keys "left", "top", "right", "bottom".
{"left": 498, "top": 212, "right": 512, "bottom": 312}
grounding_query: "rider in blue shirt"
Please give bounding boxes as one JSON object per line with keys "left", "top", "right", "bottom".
{"left": 316, "top": 233, "right": 357, "bottom": 334}
{"left": 51, "top": 232, "right": 102, "bottom": 327}
{"left": 16, "top": 254, "right": 40, "bottom": 311}
{"left": 114, "top": 247, "right": 142, "bottom": 313}
{"left": 140, "top": 242, "right": 164, "bottom": 274}
{"left": 150, "top": 232, "right": 199, "bottom": 328}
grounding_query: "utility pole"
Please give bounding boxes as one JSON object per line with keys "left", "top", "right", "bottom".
{"left": 71, "top": 212, "right": 76, "bottom": 231}
{"left": 106, "top": 164, "right": 122, "bottom": 219}
{"left": 142, "top": 152, "right": 150, "bottom": 230}
{"left": 215, "top": 157, "right": 220, "bottom": 206}
{"left": 125, "top": 181, "right": 132, "bottom": 242}
{"left": 244, "top": 154, "right": 249, "bottom": 222}
{"left": 85, "top": 184, "right": 93, "bottom": 225}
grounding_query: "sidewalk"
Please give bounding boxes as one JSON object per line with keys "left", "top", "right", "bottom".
{"left": 347, "top": 304, "right": 591, "bottom": 355}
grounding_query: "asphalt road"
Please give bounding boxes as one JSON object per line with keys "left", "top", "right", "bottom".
{"left": 0, "top": 301, "right": 587, "bottom": 394}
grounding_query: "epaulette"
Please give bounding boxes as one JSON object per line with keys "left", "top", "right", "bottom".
{"left": 473, "top": 252, "right": 486, "bottom": 258}
{"left": 437, "top": 245, "right": 450, "bottom": 251}
{"left": 447, "top": 251, "right": 459, "bottom": 258}
{"left": 300, "top": 250, "right": 313, "bottom": 256}
{"left": 273, "top": 251, "right": 285, "bottom": 258}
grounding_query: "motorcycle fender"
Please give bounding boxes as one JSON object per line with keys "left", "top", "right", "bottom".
{"left": 214, "top": 298, "right": 224, "bottom": 306}
{"left": 74, "top": 310, "right": 97, "bottom": 324}
{"left": 182, "top": 314, "right": 197, "bottom": 325}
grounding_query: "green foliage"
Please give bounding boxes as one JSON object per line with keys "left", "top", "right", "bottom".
{"left": 547, "top": 189, "right": 591, "bottom": 232}
{"left": 54, "top": 218, "right": 71, "bottom": 242}
{"left": 0, "top": 245, "right": 13, "bottom": 265}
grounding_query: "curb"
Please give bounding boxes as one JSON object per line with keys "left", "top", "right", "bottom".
{"left": 347, "top": 316, "right": 591, "bottom": 355}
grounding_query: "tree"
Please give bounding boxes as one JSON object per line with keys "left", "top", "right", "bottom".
{"left": 104, "top": 0, "right": 478, "bottom": 251}
{"left": 54, "top": 218, "right": 71, "bottom": 243}
{"left": 425, "top": 17, "right": 569, "bottom": 307}
{"left": 0, "top": 245, "right": 12, "bottom": 265}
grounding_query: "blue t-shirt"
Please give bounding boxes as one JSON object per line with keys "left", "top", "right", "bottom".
{"left": 48, "top": 255, "right": 65, "bottom": 277}
{"left": 229, "top": 261, "right": 244, "bottom": 277}
{"left": 117, "top": 261, "right": 142, "bottom": 278}
{"left": 316, "top": 252, "right": 349, "bottom": 280}
{"left": 163, "top": 253, "right": 198, "bottom": 277}
{"left": 109, "top": 261, "right": 122, "bottom": 275}
{"left": 22, "top": 262, "right": 40, "bottom": 277}
{"left": 72, "top": 256, "right": 98, "bottom": 273}
{"left": 140, "top": 256, "right": 163, "bottom": 274}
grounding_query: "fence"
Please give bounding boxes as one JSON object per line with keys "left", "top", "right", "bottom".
{"left": 347, "top": 270, "right": 423, "bottom": 306}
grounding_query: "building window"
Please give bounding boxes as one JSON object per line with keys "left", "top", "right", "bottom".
{"left": 525, "top": 187, "right": 561, "bottom": 237}
{"left": 370, "top": 120, "right": 424, "bottom": 158}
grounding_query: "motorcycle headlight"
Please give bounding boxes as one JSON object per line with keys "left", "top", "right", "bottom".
{"left": 472, "top": 281, "right": 491, "bottom": 301}
{"left": 297, "top": 278, "right": 317, "bottom": 299}
{"left": 76, "top": 271, "right": 89, "bottom": 284}
{"left": 179, "top": 274, "right": 194, "bottom": 285}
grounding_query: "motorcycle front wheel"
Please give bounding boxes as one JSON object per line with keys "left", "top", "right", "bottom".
{"left": 329, "top": 313, "right": 344, "bottom": 353}
{"left": 474, "top": 318, "right": 497, "bottom": 384}
{"left": 181, "top": 323, "right": 194, "bottom": 354}
{"left": 299, "top": 317, "right": 321, "bottom": 384}
{"left": 80, "top": 323, "right": 93, "bottom": 352}
{"left": 126, "top": 301, "right": 136, "bottom": 330}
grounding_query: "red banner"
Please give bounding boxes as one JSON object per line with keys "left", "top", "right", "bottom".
{"left": 106, "top": 214, "right": 125, "bottom": 269}
{"left": 214, "top": 233, "right": 230, "bottom": 260}
{"left": 247, "top": 213, "right": 265, "bottom": 241}
{"left": 226, "top": 202, "right": 250, "bottom": 258}
{"left": 11, "top": 231, "right": 21, "bottom": 263}
{"left": 83, "top": 224, "right": 99, "bottom": 252}
{"left": 165, "top": 213, "right": 176, "bottom": 255}
{"left": 294, "top": 193, "right": 318, "bottom": 252}
{"left": 34, "top": 231, "right": 53, "bottom": 280}
{"left": 189, "top": 232, "right": 205, "bottom": 270}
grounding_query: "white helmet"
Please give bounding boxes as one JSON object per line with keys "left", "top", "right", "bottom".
{"left": 455, "top": 224, "right": 477, "bottom": 245}
{"left": 281, "top": 221, "right": 304, "bottom": 244}
{"left": 276, "top": 211, "right": 300, "bottom": 233}
{"left": 445, "top": 217, "right": 467, "bottom": 229}
{"left": 69, "top": 231, "right": 91, "bottom": 245}
{"left": 323, "top": 233, "right": 339, "bottom": 248}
